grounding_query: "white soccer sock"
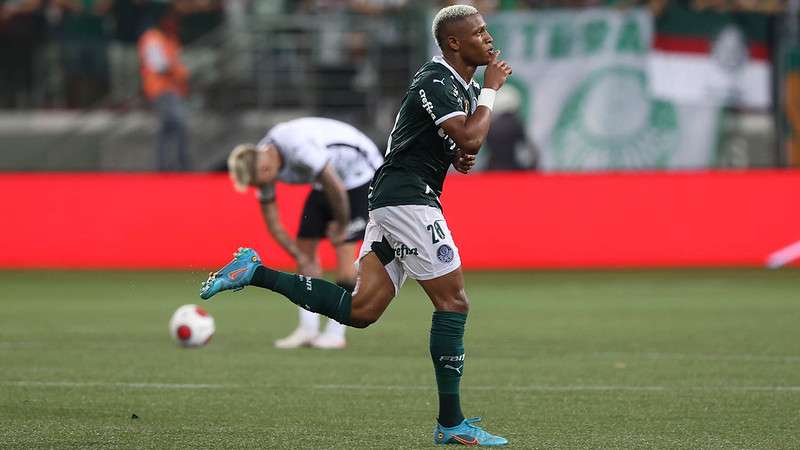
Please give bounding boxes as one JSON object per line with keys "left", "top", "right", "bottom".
{"left": 298, "top": 307, "right": 321, "bottom": 332}
{"left": 323, "top": 319, "right": 346, "bottom": 338}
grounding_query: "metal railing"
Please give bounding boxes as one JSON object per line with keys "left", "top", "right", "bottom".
{"left": 0, "top": 8, "right": 425, "bottom": 171}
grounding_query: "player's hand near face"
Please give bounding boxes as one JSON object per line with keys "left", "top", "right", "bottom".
{"left": 438, "top": 51, "right": 513, "bottom": 156}
{"left": 483, "top": 50, "right": 512, "bottom": 91}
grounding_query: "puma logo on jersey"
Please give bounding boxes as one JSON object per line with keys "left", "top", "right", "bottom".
{"left": 433, "top": 77, "right": 446, "bottom": 85}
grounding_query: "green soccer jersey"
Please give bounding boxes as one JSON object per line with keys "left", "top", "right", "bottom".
{"left": 368, "top": 56, "right": 481, "bottom": 210}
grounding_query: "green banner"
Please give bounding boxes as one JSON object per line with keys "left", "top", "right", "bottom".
{"left": 443, "top": 8, "right": 722, "bottom": 171}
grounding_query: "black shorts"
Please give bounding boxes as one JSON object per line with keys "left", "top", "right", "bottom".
{"left": 297, "top": 182, "right": 369, "bottom": 243}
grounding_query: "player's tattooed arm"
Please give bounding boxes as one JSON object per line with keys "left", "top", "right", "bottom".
{"left": 317, "top": 164, "right": 350, "bottom": 246}
{"left": 259, "top": 201, "right": 305, "bottom": 264}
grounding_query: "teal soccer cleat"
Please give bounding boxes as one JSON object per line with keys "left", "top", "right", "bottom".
{"left": 434, "top": 417, "right": 508, "bottom": 447}
{"left": 200, "top": 247, "right": 261, "bottom": 300}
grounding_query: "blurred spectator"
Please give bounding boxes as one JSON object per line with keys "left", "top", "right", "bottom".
{"left": 219, "top": 0, "right": 252, "bottom": 84}
{"left": 349, "top": 0, "right": 414, "bottom": 129}
{"left": 174, "top": 0, "right": 222, "bottom": 44}
{"left": 54, "top": 0, "right": 114, "bottom": 108}
{"left": 111, "top": 0, "right": 145, "bottom": 42}
{"left": 348, "top": 0, "right": 408, "bottom": 15}
{"left": 138, "top": 3, "right": 189, "bottom": 171}
{"left": 294, "top": 0, "right": 348, "bottom": 12}
{"left": 785, "top": 47, "right": 800, "bottom": 167}
{"left": 0, "top": 0, "right": 44, "bottom": 108}
{"left": 108, "top": 0, "right": 146, "bottom": 107}
{"left": 484, "top": 87, "right": 538, "bottom": 171}
{"left": 301, "top": 1, "right": 368, "bottom": 121}
{"left": 438, "top": 0, "right": 498, "bottom": 13}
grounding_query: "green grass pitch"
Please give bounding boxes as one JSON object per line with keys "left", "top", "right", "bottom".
{"left": 1, "top": 269, "right": 799, "bottom": 449}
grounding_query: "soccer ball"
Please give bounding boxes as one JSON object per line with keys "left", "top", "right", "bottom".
{"left": 169, "top": 304, "right": 215, "bottom": 348}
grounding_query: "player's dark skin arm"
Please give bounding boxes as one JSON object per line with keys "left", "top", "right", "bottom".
{"left": 317, "top": 164, "right": 350, "bottom": 245}
{"left": 434, "top": 9, "right": 512, "bottom": 155}
{"left": 439, "top": 51, "right": 511, "bottom": 155}
{"left": 439, "top": 109, "right": 492, "bottom": 156}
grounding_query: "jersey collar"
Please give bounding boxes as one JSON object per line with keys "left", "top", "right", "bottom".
{"left": 432, "top": 55, "right": 473, "bottom": 90}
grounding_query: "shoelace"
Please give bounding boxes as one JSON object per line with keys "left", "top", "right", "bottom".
{"left": 200, "top": 248, "right": 250, "bottom": 292}
{"left": 211, "top": 250, "right": 246, "bottom": 283}
{"left": 202, "top": 271, "right": 217, "bottom": 286}
{"left": 462, "top": 418, "right": 494, "bottom": 440}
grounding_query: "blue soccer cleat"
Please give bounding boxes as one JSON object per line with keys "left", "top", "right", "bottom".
{"left": 434, "top": 417, "right": 508, "bottom": 447}
{"left": 200, "top": 247, "right": 261, "bottom": 300}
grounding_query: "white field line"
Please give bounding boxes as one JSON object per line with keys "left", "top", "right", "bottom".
{"left": 592, "top": 352, "right": 800, "bottom": 363}
{"left": 4, "top": 381, "right": 234, "bottom": 389}
{"left": 0, "top": 342, "right": 37, "bottom": 348}
{"left": 312, "top": 384, "right": 667, "bottom": 392}
{"left": 766, "top": 239, "right": 800, "bottom": 268}
{"left": 312, "top": 384, "right": 800, "bottom": 392}
{"left": 5, "top": 381, "right": 800, "bottom": 393}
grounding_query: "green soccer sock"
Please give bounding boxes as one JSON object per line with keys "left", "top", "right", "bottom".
{"left": 430, "top": 311, "right": 467, "bottom": 427}
{"left": 250, "top": 265, "right": 352, "bottom": 326}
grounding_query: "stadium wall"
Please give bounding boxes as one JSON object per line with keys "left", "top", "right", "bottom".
{"left": 1, "top": 172, "right": 799, "bottom": 269}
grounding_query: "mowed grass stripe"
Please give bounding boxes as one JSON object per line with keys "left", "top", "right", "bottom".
{"left": 1, "top": 269, "right": 798, "bottom": 449}
{"left": 6, "top": 380, "right": 800, "bottom": 392}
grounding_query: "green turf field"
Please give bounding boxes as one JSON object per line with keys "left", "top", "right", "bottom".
{"left": 1, "top": 269, "right": 799, "bottom": 449}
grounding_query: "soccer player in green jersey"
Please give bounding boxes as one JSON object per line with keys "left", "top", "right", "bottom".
{"left": 200, "top": 4, "right": 513, "bottom": 446}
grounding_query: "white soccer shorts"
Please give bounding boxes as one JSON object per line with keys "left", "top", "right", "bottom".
{"left": 357, "top": 204, "right": 462, "bottom": 294}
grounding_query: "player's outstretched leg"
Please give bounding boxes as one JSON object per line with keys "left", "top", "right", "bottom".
{"left": 434, "top": 417, "right": 508, "bottom": 447}
{"left": 200, "top": 247, "right": 262, "bottom": 299}
{"left": 200, "top": 247, "right": 354, "bottom": 326}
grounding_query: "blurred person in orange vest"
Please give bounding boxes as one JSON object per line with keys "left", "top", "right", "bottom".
{"left": 138, "top": 2, "right": 189, "bottom": 171}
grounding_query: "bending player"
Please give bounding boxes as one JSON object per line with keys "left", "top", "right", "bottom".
{"left": 225, "top": 117, "right": 382, "bottom": 349}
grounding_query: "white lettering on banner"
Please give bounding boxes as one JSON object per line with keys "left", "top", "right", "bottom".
{"left": 487, "top": 12, "right": 648, "bottom": 60}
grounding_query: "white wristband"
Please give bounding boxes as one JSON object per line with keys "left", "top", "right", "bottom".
{"left": 477, "top": 88, "right": 496, "bottom": 111}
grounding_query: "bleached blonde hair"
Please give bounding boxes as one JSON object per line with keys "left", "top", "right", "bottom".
{"left": 432, "top": 4, "right": 479, "bottom": 50}
{"left": 227, "top": 143, "right": 258, "bottom": 193}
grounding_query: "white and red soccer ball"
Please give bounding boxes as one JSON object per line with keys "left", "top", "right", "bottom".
{"left": 169, "top": 304, "right": 215, "bottom": 348}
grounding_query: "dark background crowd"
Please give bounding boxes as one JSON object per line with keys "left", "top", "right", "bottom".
{"left": 5, "top": 0, "right": 776, "bottom": 111}
{"left": 0, "top": 0, "right": 796, "bottom": 172}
